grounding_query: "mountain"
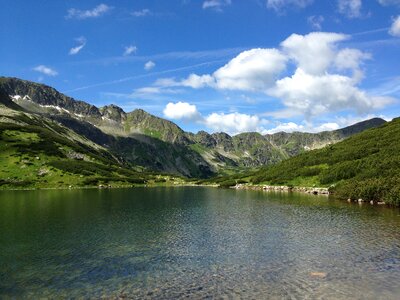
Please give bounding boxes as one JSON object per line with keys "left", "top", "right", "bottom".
{"left": 0, "top": 77, "right": 212, "bottom": 177}
{"left": 0, "top": 91, "right": 156, "bottom": 189}
{"left": 188, "top": 119, "right": 386, "bottom": 169}
{"left": 265, "top": 117, "right": 387, "bottom": 157}
{"left": 0, "top": 77, "right": 387, "bottom": 178}
{"left": 247, "top": 118, "right": 400, "bottom": 206}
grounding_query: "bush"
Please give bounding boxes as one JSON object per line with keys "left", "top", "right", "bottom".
{"left": 218, "top": 179, "right": 237, "bottom": 188}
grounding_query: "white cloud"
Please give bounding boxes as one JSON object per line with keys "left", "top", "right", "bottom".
{"left": 378, "top": 0, "right": 400, "bottom": 6}
{"left": 213, "top": 48, "right": 287, "bottom": 91}
{"left": 389, "top": 16, "right": 400, "bottom": 37}
{"left": 144, "top": 60, "right": 156, "bottom": 71}
{"left": 33, "top": 65, "right": 58, "bottom": 76}
{"left": 135, "top": 87, "right": 164, "bottom": 94}
{"left": 169, "top": 48, "right": 287, "bottom": 91}
{"left": 264, "top": 121, "right": 346, "bottom": 134}
{"left": 334, "top": 48, "right": 371, "bottom": 81}
{"left": 281, "top": 32, "right": 349, "bottom": 75}
{"left": 337, "top": 0, "right": 362, "bottom": 18}
{"left": 182, "top": 74, "right": 215, "bottom": 88}
{"left": 334, "top": 48, "right": 370, "bottom": 71}
{"left": 314, "top": 122, "right": 340, "bottom": 131}
{"left": 69, "top": 36, "right": 86, "bottom": 55}
{"left": 264, "top": 122, "right": 305, "bottom": 134}
{"left": 148, "top": 32, "right": 393, "bottom": 122}
{"left": 162, "top": 102, "right": 270, "bottom": 134}
{"left": 307, "top": 15, "right": 324, "bottom": 30}
{"left": 203, "top": 0, "right": 231, "bottom": 10}
{"left": 267, "top": 0, "right": 314, "bottom": 12}
{"left": 123, "top": 45, "right": 137, "bottom": 56}
{"left": 163, "top": 102, "right": 201, "bottom": 121}
{"left": 205, "top": 112, "right": 266, "bottom": 134}
{"left": 269, "top": 68, "right": 392, "bottom": 117}
{"left": 131, "top": 9, "right": 152, "bottom": 17}
{"left": 66, "top": 4, "right": 112, "bottom": 20}
{"left": 174, "top": 49, "right": 287, "bottom": 91}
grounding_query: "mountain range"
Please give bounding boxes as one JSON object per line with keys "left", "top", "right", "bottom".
{"left": 0, "top": 77, "right": 387, "bottom": 180}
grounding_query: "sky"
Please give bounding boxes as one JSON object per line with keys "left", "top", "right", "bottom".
{"left": 1, "top": 0, "right": 400, "bottom": 135}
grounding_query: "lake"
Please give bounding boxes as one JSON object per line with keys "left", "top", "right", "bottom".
{"left": 0, "top": 187, "right": 399, "bottom": 299}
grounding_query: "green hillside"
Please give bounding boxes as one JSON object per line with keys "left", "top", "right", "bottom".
{"left": 248, "top": 118, "right": 400, "bottom": 205}
{"left": 0, "top": 95, "right": 156, "bottom": 189}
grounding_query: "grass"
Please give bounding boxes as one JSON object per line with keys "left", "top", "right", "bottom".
{"left": 0, "top": 112, "right": 155, "bottom": 189}
{"left": 239, "top": 118, "right": 400, "bottom": 206}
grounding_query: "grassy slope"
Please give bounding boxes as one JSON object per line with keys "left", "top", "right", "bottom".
{"left": 246, "top": 118, "right": 400, "bottom": 205}
{"left": 0, "top": 103, "right": 159, "bottom": 189}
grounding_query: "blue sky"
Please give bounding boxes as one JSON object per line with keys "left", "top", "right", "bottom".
{"left": 1, "top": 0, "right": 400, "bottom": 134}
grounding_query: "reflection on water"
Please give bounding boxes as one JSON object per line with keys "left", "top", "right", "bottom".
{"left": 0, "top": 187, "right": 399, "bottom": 298}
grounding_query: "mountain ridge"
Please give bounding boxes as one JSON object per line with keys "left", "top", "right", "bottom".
{"left": 0, "top": 76, "right": 387, "bottom": 177}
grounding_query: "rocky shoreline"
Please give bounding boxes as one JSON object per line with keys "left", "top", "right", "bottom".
{"left": 232, "top": 184, "right": 330, "bottom": 195}
{"left": 231, "top": 184, "right": 388, "bottom": 205}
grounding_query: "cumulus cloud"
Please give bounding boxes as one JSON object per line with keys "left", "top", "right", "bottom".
{"left": 151, "top": 32, "right": 392, "bottom": 123}
{"left": 176, "top": 49, "right": 287, "bottom": 91}
{"left": 337, "top": 0, "right": 362, "bottom": 18}
{"left": 163, "top": 102, "right": 269, "bottom": 134}
{"left": 123, "top": 45, "right": 137, "bottom": 56}
{"left": 33, "top": 65, "right": 58, "bottom": 76}
{"left": 263, "top": 122, "right": 305, "bottom": 134}
{"left": 264, "top": 121, "right": 348, "bottom": 134}
{"left": 69, "top": 36, "right": 86, "bottom": 55}
{"left": 334, "top": 48, "right": 371, "bottom": 81}
{"left": 213, "top": 49, "right": 287, "bottom": 91}
{"left": 161, "top": 101, "right": 391, "bottom": 135}
{"left": 270, "top": 68, "right": 392, "bottom": 117}
{"left": 267, "top": 0, "right": 314, "bottom": 12}
{"left": 131, "top": 9, "right": 152, "bottom": 17}
{"left": 144, "top": 60, "right": 156, "bottom": 70}
{"left": 307, "top": 15, "right": 324, "bottom": 30}
{"left": 163, "top": 102, "right": 201, "bottom": 121}
{"left": 204, "top": 112, "right": 266, "bottom": 134}
{"left": 389, "top": 15, "right": 400, "bottom": 37}
{"left": 281, "top": 32, "right": 349, "bottom": 75}
{"left": 182, "top": 74, "right": 215, "bottom": 88}
{"left": 203, "top": 0, "right": 231, "bottom": 10}
{"left": 66, "top": 4, "right": 112, "bottom": 20}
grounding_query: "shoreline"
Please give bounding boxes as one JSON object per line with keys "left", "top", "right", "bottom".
{"left": 0, "top": 183, "right": 391, "bottom": 207}
{"left": 0, "top": 183, "right": 218, "bottom": 192}
{"left": 231, "top": 183, "right": 330, "bottom": 195}
{"left": 231, "top": 183, "right": 390, "bottom": 206}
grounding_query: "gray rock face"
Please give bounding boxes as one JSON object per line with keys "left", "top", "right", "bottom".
{"left": 0, "top": 77, "right": 101, "bottom": 118}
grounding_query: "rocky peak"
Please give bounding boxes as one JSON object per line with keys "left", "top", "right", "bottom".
{"left": 0, "top": 77, "right": 101, "bottom": 118}
{"left": 211, "top": 132, "right": 234, "bottom": 151}
{"left": 99, "top": 104, "right": 126, "bottom": 123}
{"left": 0, "top": 87, "right": 22, "bottom": 110}
{"left": 195, "top": 130, "right": 216, "bottom": 148}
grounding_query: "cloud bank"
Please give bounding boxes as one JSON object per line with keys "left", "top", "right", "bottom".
{"left": 157, "top": 32, "right": 392, "bottom": 121}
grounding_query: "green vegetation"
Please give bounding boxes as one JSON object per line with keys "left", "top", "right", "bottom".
{"left": 0, "top": 109, "right": 154, "bottom": 189}
{"left": 0, "top": 77, "right": 387, "bottom": 178}
{"left": 244, "top": 118, "right": 400, "bottom": 206}
{"left": 1, "top": 77, "right": 399, "bottom": 207}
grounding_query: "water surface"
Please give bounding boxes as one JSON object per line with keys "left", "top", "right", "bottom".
{"left": 0, "top": 187, "right": 399, "bottom": 299}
